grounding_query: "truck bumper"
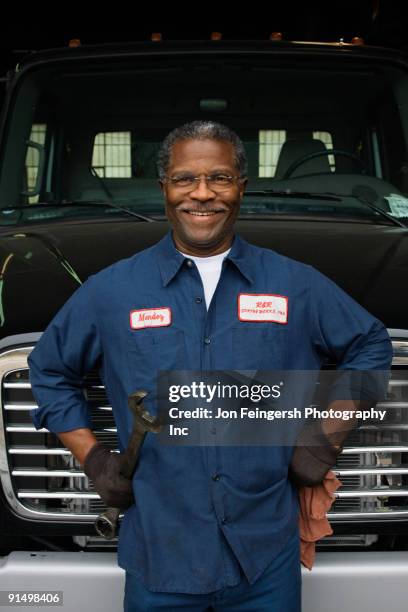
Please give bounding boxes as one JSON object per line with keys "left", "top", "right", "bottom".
{"left": 1, "top": 551, "right": 408, "bottom": 611}
{"left": 0, "top": 552, "right": 124, "bottom": 611}
{"left": 302, "top": 551, "right": 408, "bottom": 612}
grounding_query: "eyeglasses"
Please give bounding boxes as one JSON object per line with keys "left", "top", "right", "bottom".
{"left": 162, "top": 173, "right": 245, "bottom": 192}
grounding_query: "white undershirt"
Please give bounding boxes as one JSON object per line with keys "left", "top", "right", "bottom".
{"left": 179, "top": 249, "right": 231, "bottom": 309}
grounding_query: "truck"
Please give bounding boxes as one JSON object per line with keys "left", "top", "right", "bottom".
{"left": 0, "top": 36, "right": 407, "bottom": 611}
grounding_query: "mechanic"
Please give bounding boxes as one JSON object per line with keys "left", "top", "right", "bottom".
{"left": 28, "top": 120, "right": 393, "bottom": 612}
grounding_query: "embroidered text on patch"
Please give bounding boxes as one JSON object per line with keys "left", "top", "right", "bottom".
{"left": 130, "top": 307, "right": 172, "bottom": 329}
{"left": 238, "top": 294, "right": 288, "bottom": 324}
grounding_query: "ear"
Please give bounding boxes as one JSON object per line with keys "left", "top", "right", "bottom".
{"left": 239, "top": 177, "right": 248, "bottom": 198}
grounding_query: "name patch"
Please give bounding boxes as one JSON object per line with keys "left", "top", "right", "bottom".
{"left": 130, "top": 307, "right": 172, "bottom": 329}
{"left": 238, "top": 294, "right": 288, "bottom": 324}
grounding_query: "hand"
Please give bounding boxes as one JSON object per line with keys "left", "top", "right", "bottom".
{"left": 289, "top": 421, "right": 342, "bottom": 488}
{"left": 83, "top": 443, "right": 135, "bottom": 509}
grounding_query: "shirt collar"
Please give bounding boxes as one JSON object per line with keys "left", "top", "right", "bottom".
{"left": 156, "top": 230, "right": 255, "bottom": 286}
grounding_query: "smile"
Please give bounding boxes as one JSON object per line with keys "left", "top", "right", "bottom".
{"left": 185, "top": 211, "right": 220, "bottom": 216}
{"left": 180, "top": 207, "right": 227, "bottom": 216}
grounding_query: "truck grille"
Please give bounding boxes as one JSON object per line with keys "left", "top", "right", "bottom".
{"left": 0, "top": 340, "right": 407, "bottom": 523}
{"left": 0, "top": 346, "right": 115, "bottom": 521}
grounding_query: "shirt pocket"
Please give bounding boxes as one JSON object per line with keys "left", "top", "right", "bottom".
{"left": 126, "top": 328, "right": 187, "bottom": 381}
{"left": 232, "top": 323, "right": 288, "bottom": 370}
{"left": 126, "top": 328, "right": 187, "bottom": 415}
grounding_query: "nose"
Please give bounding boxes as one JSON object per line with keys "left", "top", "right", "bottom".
{"left": 189, "top": 177, "right": 216, "bottom": 201}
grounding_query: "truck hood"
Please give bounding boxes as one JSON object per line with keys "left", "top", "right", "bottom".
{"left": 0, "top": 218, "right": 406, "bottom": 336}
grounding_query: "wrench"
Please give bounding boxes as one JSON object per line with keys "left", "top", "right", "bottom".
{"left": 94, "top": 390, "right": 162, "bottom": 539}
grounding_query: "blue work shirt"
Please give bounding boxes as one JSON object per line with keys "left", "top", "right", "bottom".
{"left": 28, "top": 231, "right": 393, "bottom": 594}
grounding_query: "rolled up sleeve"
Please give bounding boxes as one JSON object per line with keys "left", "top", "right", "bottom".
{"left": 28, "top": 276, "right": 102, "bottom": 433}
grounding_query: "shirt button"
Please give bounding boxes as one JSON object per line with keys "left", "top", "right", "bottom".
{"left": 212, "top": 473, "right": 220, "bottom": 481}
{"left": 221, "top": 516, "right": 228, "bottom": 524}
{"left": 204, "top": 337, "right": 211, "bottom": 345}
{"left": 186, "top": 260, "right": 194, "bottom": 268}
{"left": 195, "top": 297, "right": 202, "bottom": 304}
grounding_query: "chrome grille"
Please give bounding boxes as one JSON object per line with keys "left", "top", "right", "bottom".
{"left": 1, "top": 339, "right": 408, "bottom": 524}
{"left": 0, "top": 346, "right": 115, "bottom": 521}
{"left": 327, "top": 337, "right": 408, "bottom": 520}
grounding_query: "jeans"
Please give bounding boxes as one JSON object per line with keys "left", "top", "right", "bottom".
{"left": 123, "top": 529, "right": 301, "bottom": 611}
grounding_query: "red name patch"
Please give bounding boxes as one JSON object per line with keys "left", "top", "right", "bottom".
{"left": 238, "top": 294, "right": 288, "bottom": 324}
{"left": 130, "top": 307, "right": 172, "bottom": 329}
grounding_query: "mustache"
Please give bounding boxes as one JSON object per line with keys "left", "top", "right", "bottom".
{"left": 176, "top": 204, "right": 228, "bottom": 213}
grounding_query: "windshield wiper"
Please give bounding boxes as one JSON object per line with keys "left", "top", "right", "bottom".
{"left": 350, "top": 186, "right": 407, "bottom": 228}
{"left": 246, "top": 187, "right": 407, "bottom": 227}
{"left": 0, "top": 199, "right": 155, "bottom": 222}
{"left": 90, "top": 167, "right": 155, "bottom": 222}
{"left": 245, "top": 189, "right": 341, "bottom": 202}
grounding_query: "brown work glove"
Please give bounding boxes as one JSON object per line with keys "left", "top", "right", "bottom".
{"left": 83, "top": 443, "right": 135, "bottom": 509}
{"left": 289, "top": 421, "right": 342, "bottom": 488}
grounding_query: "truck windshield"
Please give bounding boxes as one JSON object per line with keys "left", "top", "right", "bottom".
{"left": 2, "top": 53, "right": 408, "bottom": 226}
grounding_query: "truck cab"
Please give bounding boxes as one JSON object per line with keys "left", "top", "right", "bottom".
{"left": 0, "top": 38, "right": 408, "bottom": 611}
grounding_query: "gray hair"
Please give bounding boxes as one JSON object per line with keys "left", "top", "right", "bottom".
{"left": 156, "top": 120, "right": 248, "bottom": 179}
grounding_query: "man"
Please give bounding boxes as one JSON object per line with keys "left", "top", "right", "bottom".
{"left": 28, "top": 120, "right": 392, "bottom": 611}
